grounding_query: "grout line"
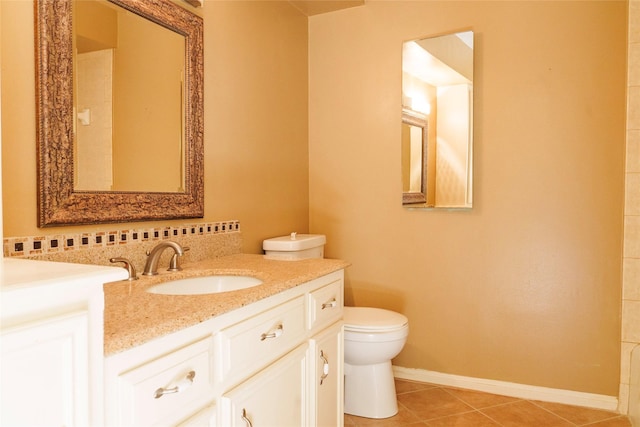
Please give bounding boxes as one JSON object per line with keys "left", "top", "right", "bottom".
{"left": 528, "top": 400, "right": 580, "bottom": 426}
{"left": 476, "top": 408, "right": 506, "bottom": 427}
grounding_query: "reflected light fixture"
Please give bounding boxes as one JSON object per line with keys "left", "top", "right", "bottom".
{"left": 403, "top": 93, "right": 431, "bottom": 115}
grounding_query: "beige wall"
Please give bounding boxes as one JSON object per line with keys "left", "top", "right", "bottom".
{"left": 0, "top": 0, "right": 309, "bottom": 253}
{"left": 309, "top": 0, "right": 627, "bottom": 397}
{"left": 1, "top": 0, "right": 631, "bottom": 400}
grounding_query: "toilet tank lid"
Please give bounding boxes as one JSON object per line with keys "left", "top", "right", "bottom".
{"left": 343, "top": 307, "right": 408, "bottom": 331}
{"left": 263, "top": 233, "right": 326, "bottom": 251}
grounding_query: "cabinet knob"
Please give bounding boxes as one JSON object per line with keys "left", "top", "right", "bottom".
{"left": 153, "top": 370, "right": 195, "bottom": 399}
{"left": 260, "top": 323, "right": 284, "bottom": 341}
{"left": 321, "top": 298, "right": 337, "bottom": 310}
{"left": 320, "top": 350, "right": 330, "bottom": 385}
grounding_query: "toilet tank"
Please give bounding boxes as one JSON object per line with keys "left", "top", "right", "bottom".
{"left": 262, "top": 233, "right": 326, "bottom": 260}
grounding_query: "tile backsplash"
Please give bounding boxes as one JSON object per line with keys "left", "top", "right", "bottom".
{"left": 3, "top": 220, "right": 243, "bottom": 272}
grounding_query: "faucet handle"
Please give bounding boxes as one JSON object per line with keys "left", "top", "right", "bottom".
{"left": 167, "top": 246, "right": 190, "bottom": 272}
{"left": 110, "top": 257, "right": 138, "bottom": 281}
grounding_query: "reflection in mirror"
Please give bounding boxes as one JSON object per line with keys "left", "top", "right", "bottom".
{"left": 74, "top": 0, "right": 185, "bottom": 192}
{"left": 402, "top": 31, "right": 473, "bottom": 208}
{"left": 35, "top": 0, "right": 204, "bottom": 226}
{"left": 402, "top": 109, "right": 427, "bottom": 204}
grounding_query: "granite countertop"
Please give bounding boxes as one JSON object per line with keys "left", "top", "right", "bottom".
{"left": 104, "top": 253, "right": 349, "bottom": 356}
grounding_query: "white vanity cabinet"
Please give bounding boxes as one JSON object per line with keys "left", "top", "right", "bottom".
{"left": 310, "top": 321, "right": 344, "bottom": 427}
{"left": 1, "top": 311, "right": 91, "bottom": 426}
{"left": 217, "top": 271, "right": 344, "bottom": 427}
{"left": 104, "top": 269, "right": 344, "bottom": 427}
{"left": 220, "top": 343, "right": 309, "bottom": 426}
{"left": 0, "top": 258, "right": 127, "bottom": 427}
{"left": 307, "top": 278, "right": 344, "bottom": 427}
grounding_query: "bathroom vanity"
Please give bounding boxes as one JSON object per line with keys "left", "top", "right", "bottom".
{"left": 103, "top": 254, "right": 347, "bottom": 426}
{"left": 1, "top": 253, "right": 347, "bottom": 427}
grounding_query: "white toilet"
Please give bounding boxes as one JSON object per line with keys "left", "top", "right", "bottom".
{"left": 262, "top": 234, "right": 409, "bottom": 419}
{"left": 343, "top": 306, "right": 409, "bottom": 419}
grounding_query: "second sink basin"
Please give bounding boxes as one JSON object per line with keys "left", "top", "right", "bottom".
{"left": 147, "top": 275, "right": 263, "bottom": 295}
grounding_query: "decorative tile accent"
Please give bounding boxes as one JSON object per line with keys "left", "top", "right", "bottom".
{"left": 47, "top": 235, "right": 64, "bottom": 253}
{"left": 63, "top": 234, "right": 79, "bottom": 251}
{"left": 7, "top": 237, "right": 28, "bottom": 257}
{"left": 31, "top": 236, "right": 46, "bottom": 255}
{"left": 3, "top": 220, "right": 240, "bottom": 258}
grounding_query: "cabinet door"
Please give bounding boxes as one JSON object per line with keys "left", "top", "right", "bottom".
{"left": 177, "top": 403, "right": 216, "bottom": 427}
{"left": 1, "top": 311, "right": 89, "bottom": 427}
{"left": 309, "top": 322, "right": 343, "bottom": 427}
{"left": 220, "top": 344, "right": 308, "bottom": 427}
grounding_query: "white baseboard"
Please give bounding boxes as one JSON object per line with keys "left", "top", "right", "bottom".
{"left": 393, "top": 366, "right": 619, "bottom": 412}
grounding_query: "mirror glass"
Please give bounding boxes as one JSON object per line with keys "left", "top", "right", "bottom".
{"left": 35, "top": 0, "right": 204, "bottom": 226}
{"left": 402, "top": 31, "right": 474, "bottom": 208}
{"left": 74, "top": 0, "right": 185, "bottom": 192}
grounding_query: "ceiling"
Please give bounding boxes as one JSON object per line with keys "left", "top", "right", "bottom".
{"left": 288, "top": 0, "right": 364, "bottom": 16}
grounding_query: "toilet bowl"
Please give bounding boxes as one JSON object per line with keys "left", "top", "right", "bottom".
{"left": 343, "top": 306, "right": 409, "bottom": 419}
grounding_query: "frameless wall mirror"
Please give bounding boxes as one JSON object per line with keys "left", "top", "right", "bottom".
{"left": 402, "top": 31, "right": 474, "bottom": 209}
{"left": 35, "top": 0, "right": 204, "bottom": 226}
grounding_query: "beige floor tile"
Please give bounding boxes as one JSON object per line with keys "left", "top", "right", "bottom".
{"left": 397, "top": 388, "right": 474, "bottom": 420}
{"left": 585, "top": 416, "right": 633, "bottom": 427}
{"left": 533, "top": 400, "right": 623, "bottom": 425}
{"left": 480, "top": 400, "right": 574, "bottom": 426}
{"left": 424, "top": 411, "right": 501, "bottom": 426}
{"left": 345, "top": 413, "right": 359, "bottom": 425}
{"left": 395, "top": 379, "right": 438, "bottom": 394}
{"left": 443, "top": 387, "right": 521, "bottom": 409}
{"left": 345, "top": 404, "right": 422, "bottom": 427}
{"left": 346, "top": 380, "right": 631, "bottom": 427}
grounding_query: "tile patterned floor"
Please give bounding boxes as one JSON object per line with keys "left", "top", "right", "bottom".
{"left": 344, "top": 379, "right": 632, "bottom": 426}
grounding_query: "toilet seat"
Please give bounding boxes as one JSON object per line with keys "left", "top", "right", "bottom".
{"left": 343, "top": 307, "right": 408, "bottom": 333}
{"left": 344, "top": 326, "right": 408, "bottom": 343}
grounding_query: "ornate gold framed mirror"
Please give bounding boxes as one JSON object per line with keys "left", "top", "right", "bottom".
{"left": 402, "top": 109, "right": 428, "bottom": 205}
{"left": 35, "top": 0, "right": 204, "bottom": 226}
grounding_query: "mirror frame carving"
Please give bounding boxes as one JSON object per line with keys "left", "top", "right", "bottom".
{"left": 401, "top": 109, "right": 428, "bottom": 205}
{"left": 35, "top": 0, "right": 204, "bottom": 226}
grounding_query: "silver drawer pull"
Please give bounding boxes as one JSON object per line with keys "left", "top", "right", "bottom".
{"left": 260, "top": 323, "right": 284, "bottom": 341}
{"left": 319, "top": 350, "right": 329, "bottom": 385}
{"left": 154, "top": 370, "right": 195, "bottom": 399}
{"left": 321, "top": 298, "right": 337, "bottom": 310}
{"left": 242, "top": 408, "right": 253, "bottom": 427}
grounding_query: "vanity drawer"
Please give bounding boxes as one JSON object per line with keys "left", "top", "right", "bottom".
{"left": 115, "top": 338, "right": 213, "bottom": 427}
{"left": 307, "top": 278, "right": 343, "bottom": 332}
{"left": 217, "top": 295, "right": 305, "bottom": 383}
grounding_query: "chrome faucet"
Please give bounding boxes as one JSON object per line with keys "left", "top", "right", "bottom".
{"left": 142, "top": 241, "right": 185, "bottom": 276}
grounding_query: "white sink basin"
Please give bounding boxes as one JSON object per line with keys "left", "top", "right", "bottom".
{"left": 146, "top": 275, "right": 263, "bottom": 295}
